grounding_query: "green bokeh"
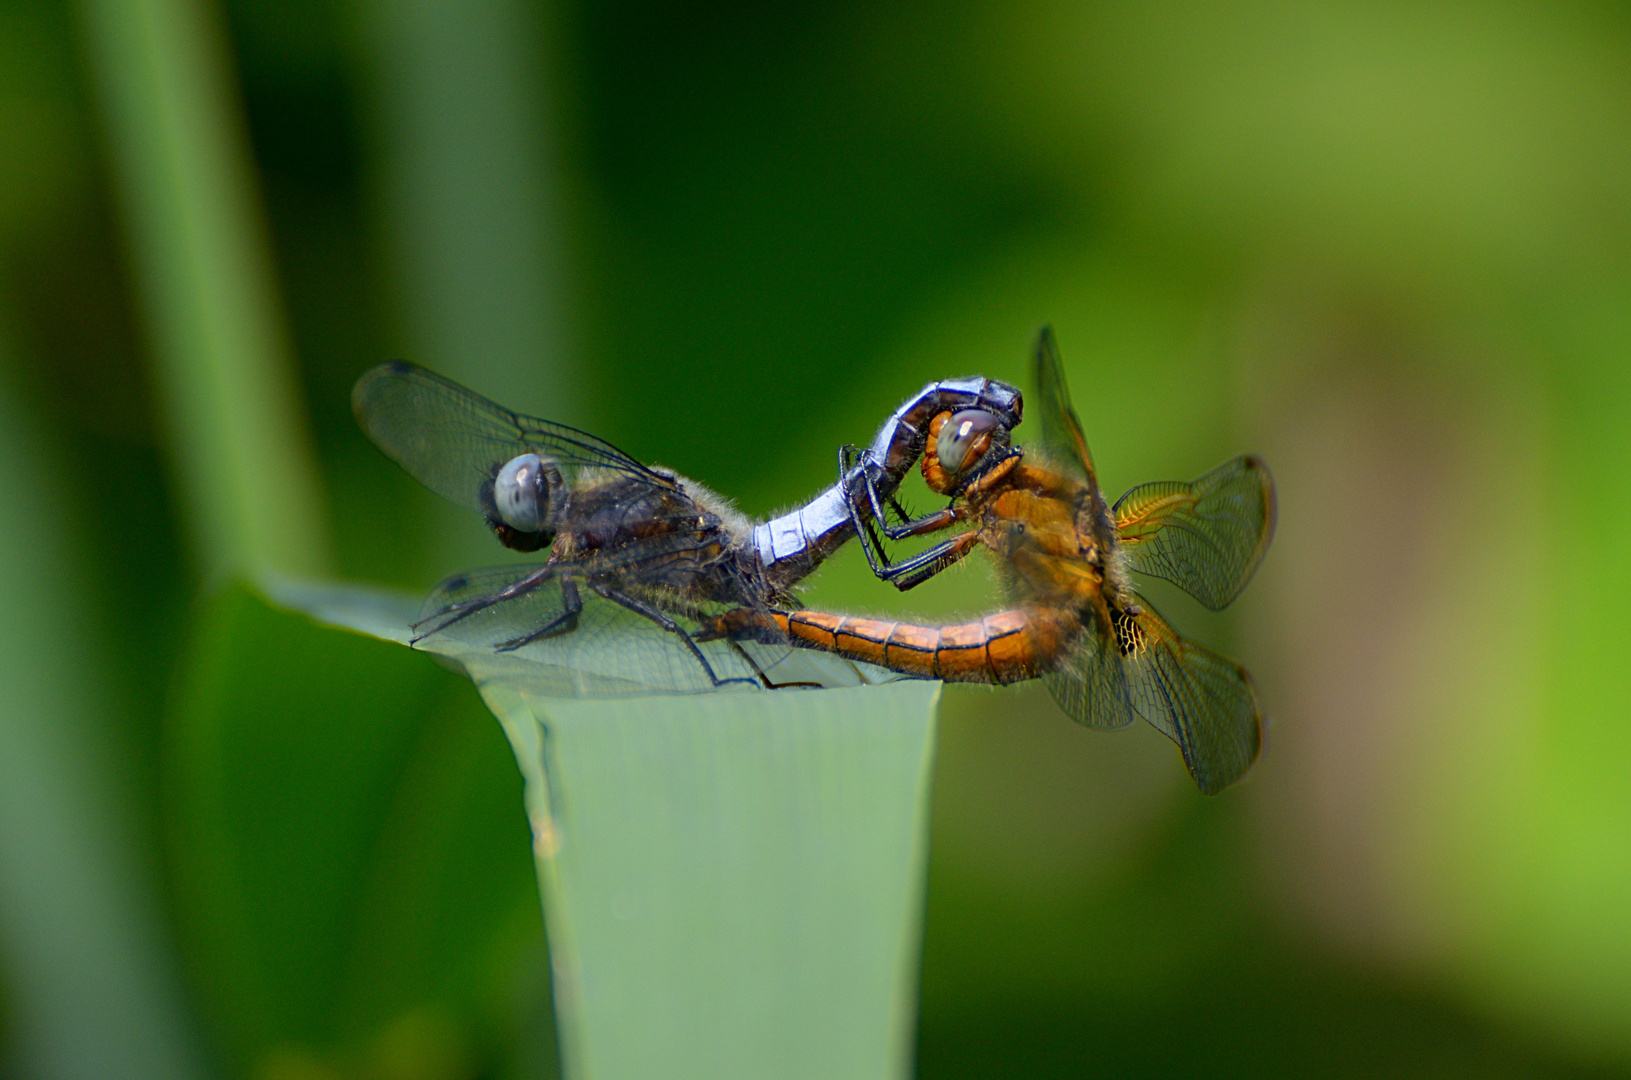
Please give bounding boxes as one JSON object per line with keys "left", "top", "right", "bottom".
{"left": 3, "top": 0, "right": 1631, "bottom": 1075}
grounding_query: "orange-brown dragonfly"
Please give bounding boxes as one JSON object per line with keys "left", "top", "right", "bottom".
{"left": 709, "top": 328, "right": 1275, "bottom": 792}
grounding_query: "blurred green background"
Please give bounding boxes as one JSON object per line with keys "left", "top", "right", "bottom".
{"left": 2, "top": 0, "right": 1630, "bottom": 1076}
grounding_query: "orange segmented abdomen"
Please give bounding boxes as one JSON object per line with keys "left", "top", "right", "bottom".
{"left": 777, "top": 607, "right": 1072, "bottom": 684}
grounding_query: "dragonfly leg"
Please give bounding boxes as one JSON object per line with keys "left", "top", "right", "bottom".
{"left": 837, "top": 442, "right": 862, "bottom": 477}
{"left": 844, "top": 470, "right": 980, "bottom": 589}
{"left": 886, "top": 506, "right": 963, "bottom": 539}
{"left": 842, "top": 469, "right": 970, "bottom": 584}
{"left": 493, "top": 576, "right": 583, "bottom": 651}
{"left": 727, "top": 639, "right": 823, "bottom": 690}
{"left": 874, "top": 529, "right": 981, "bottom": 591}
{"left": 591, "top": 585, "right": 758, "bottom": 689}
{"left": 413, "top": 564, "right": 557, "bottom": 642}
{"left": 849, "top": 463, "right": 965, "bottom": 540}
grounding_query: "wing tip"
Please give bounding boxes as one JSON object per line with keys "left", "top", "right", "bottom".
{"left": 1255, "top": 459, "right": 1279, "bottom": 550}
{"left": 1184, "top": 671, "right": 1264, "bottom": 796}
{"left": 1236, "top": 454, "right": 1277, "bottom": 516}
{"left": 351, "top": 359, "right": 421, "bottom": 421}
{"left": 1233, "top": 453, "right": 1279, "bottom": 589}
{"left": 355, "top": 358, "right": 421, "bottom": 387}
{"left": 1032, "top": 324, "right": 1061, "bottom": 373}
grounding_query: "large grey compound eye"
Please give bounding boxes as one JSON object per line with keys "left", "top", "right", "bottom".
{"left": 494, "top": 453, "right": 553, "bottom": 533}
{"left": 936, "top": 409, "right": 1000, "bottom": 478}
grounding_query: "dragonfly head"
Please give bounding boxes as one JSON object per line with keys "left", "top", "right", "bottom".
{"left": 924, "top": 408, "right": 1012, "bottom": 495}
{"left": 484, "top": 452, "right": 564, "bottom": 550}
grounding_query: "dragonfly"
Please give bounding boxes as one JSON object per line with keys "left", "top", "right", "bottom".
{"left": 351, "top": 361, "right": 1022, "bottom": 695}
{"left": 707, "top": 328, "right": 1275, "bottom": 792}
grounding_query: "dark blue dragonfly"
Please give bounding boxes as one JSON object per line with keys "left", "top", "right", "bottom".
{"left": 353, "top": 362, "right": 1022, "bottom": 695}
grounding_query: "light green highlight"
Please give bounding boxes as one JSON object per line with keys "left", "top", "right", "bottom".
{"left": 77, "top": 0, "right": 331, "bottom": 578}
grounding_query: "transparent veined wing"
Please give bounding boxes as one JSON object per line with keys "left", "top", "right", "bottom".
{"left": 1040, "top": 595, "right": 1261, "bottom": 793}
{"left": 1031, "top": 325, "right": 1098, "bottom": 486}
{"left": 1042, "top": 613, "right": 1137, "bottom": 731}
{"left": 1031, "top": 326, "right": 1120, "bottom": 553}
{"left": 412, "top": 564, "right": 799, "bottom": 696}
{"left": 1113, "top": 455, "right": 1277, "bottom": 611}
{"left": 1117, "top": 596, "right": 1262, "bottom": 794}
{"left": 352, "top": 361, "right": 675, "bottom": 512}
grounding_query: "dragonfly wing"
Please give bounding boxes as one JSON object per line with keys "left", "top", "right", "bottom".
{"left": 1113, "top": 455, "right": 1277, "bottom": 611}
{"left": 1033, "top": 326, "right": 1122, "bottom": 558}
{"left": 1032, "top": 325, "right": 1097, "bottom": 486}
{"left": 416, "top": 563, "right": 570, "bottom": 637}
{"left": 353, "top": 361, "right": 673, "bottom": 511}
{"left": 1042, "top": 616, "right": 1137, "bottom": 730}
{"left": 413, "top": 564, "right": 783, "bottom": 696}
{"left": 1118, "top": 595, "right": 1262, "bottom": 794}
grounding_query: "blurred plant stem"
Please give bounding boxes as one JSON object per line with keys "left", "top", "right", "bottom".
{"left": 0, "top": 324, "right": 208, "bottom": 1080}
{"left": 77, "top": 0, "right": 332, "bottom": 581}
{"left": 358, "top": 0, "right": 576, "bottom": 572}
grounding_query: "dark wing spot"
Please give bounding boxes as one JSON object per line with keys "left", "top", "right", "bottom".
{"left": 1114, "top": 609, "right": 1144, "bottom": 657}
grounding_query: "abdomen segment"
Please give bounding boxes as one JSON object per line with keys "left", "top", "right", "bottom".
{"left": 766, "top": 608, "right": 1065, "bottom": 684}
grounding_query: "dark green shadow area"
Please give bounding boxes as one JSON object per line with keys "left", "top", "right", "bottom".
{"left": 917, "top": 798, "right": 1623, "bottom": 1080}
{"left": 919, "top": 952, "right": 1625, "bottom": 1080}
{"left": 165, "top": 584, "right": 551, "bottom": 1078}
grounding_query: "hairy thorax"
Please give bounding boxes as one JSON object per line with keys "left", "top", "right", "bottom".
{"left": 975, "top": 482, "right": 1106, "bottom": 613}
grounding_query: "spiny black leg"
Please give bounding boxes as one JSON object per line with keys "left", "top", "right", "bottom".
{"left": 844, "top": 468, "right": 896, "bottom": 580}
{"left": 838, "top": 444, "right": 881, "bottom": 529}
{"left": 884, "top": 506, "right": 960, "bottom": 539}
{"left": 874, "top": 531, "right": 979, "bottom": 591}
{"left": 413, "top": 564, "right": 557, "bottom": 642}
{"left": 852, "top": 466, "right": 961, "bottom": 540}
{"left": 890, "top": 552, "right": 966, "bottom": 591}
{"left": 871, "top": 447, "right": 1026, "bottom": 541}
{"left": 728, "top": 639, "right": 822, "bottom": 690}
{"left": 494, "top": 576, "right": 583, "bottom": 651}
{"left": 834, "top": 445, "right": 895, "bottom": 579}
{"left": 837, "top": 443, "right": 861, "bottom": 479}
{"left": 836, "top": 446, "right": 906, "bottom": 580}
{"left": 840, "top": 467, "right": 978, "bottom": 589}
{"left": 839, "top": 451, "right": 976, "bottom": 586}
{"left": 841, "top": 464, "right": 935, "bottom": 578}
{"left": 592, "top": 585, "right": 757, "bottom": 689}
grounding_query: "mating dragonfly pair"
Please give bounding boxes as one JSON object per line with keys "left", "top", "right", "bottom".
{"left": 353, "top": 329, "right": 1275, "bottom": 793}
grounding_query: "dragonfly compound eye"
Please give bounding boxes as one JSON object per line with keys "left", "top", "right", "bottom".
{"left": 494, "top": 453, "right": 554, "bottom": 533}
{"left": 936, "top": 409, "right": 1000, "bottom": 478}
